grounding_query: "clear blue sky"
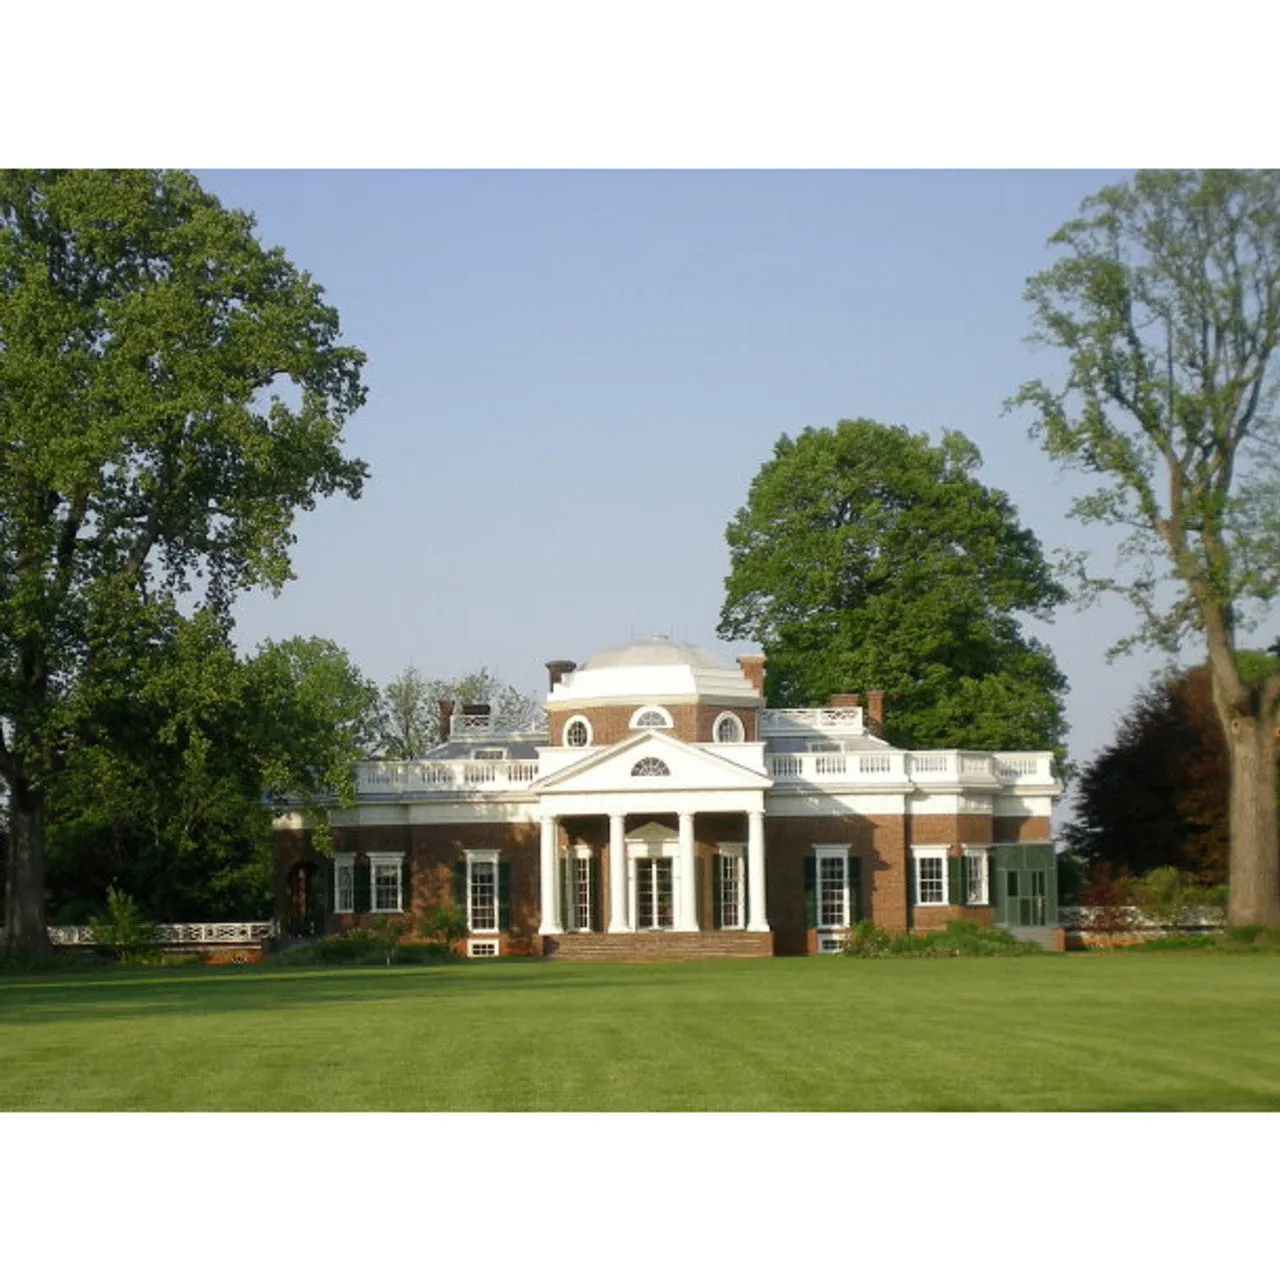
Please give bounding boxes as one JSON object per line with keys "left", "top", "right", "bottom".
{"left": 196, "top": 169, "right": 1252, "bottom": 773}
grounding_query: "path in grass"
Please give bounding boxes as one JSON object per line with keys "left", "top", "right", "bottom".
{"left": 2, "top": 953, "right": 1278, "bottom": 1110}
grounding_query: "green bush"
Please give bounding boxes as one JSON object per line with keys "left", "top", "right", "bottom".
{"left": 844, "top": 919, "right": 1043, "bottom": 959}
{"left": 419, "top": 905, "right": 467, "bottom": 948}
{"left": 1129, "top": 867, "right": 1224, "bottom": 930}
{"left": 1226, "top": 924, "right": 1264, "bottom": 945}
{"left": 87, "top": 887, "right": 160, "bottom": 962}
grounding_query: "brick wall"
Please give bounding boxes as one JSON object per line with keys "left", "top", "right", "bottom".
{"left": 548, "top": 703, "right": 759, "bottom": 747}
{"left": 994, "top": 815, "right": 1051, "bottom": 842}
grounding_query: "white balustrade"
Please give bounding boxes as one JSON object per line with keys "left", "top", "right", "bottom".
{"left": 765, "top": 749, "right": 1053, "bottom": 789}
{"left": 761, "top": 707, "right": 865, "bottom": 734}
{"left": 45, "top": 922, "right": 276, "bottom": 947}
{"left": 357, "top": 759, "right": 540, "bottom": 794}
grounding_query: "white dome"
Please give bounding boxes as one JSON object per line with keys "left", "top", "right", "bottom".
{"left": 580, "top": 635, "right": 729, "bottom": 672}
{"left": 548, "top": 635, "right": 758, "bottom": 705}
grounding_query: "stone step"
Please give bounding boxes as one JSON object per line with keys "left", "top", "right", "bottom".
{"left": 545, "top": 932, "right": 774, "bottom": 961}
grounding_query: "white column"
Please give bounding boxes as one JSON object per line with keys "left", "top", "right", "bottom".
{"left": 538, "top": 814, "right": 561, "bottom": 935}
{"left": 677, "top": 810, "right": 699, "bottom": 931}
{"left": 747, "top": 808, "right": 769, "bottom": 931}
{"left": 608, "top": 812, "right": 630, "bottom": 932}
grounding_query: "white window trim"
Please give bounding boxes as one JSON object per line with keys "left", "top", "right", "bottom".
{"left": 369, "top": 852, "right": 405, "bottom": 914}
{"left": 814, "top": 843, "right": 852, "bottom": 929}
{"left": 563, "top": 715, "right": 593, "bottom": 747}
{"left": 717, "top": 843, "right": 746, "bottom": 930}
{"left": 466, "top": 849, "right": 500, "bottom": 934}
{"left": 467, "top": 937, "right": 500, "bottom": 958}
{"left": 333, "top": 853, "right": 355, "bottom": 914}
{"left": 712, "top": 711, "right": 745, "bottom": 743}
{"left": 629, "top": 705, "right": 674, "bottom": 730}
{"left": 568, "top": 843, "right": 594, "bottom": 932}
{"left": 962, "top": 844, "right": 991, "bottom": 906}
{"left": 912, "top": 845, "right": 949, "bottom": 907}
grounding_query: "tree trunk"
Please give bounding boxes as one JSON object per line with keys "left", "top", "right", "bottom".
{"left": 3, "top": 775, "right": 51, "bottom": 956}
{"left": 1224, "top": 711, "right": 1280, "bottom": 928}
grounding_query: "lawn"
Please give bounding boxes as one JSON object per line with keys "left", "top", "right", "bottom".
{"left": 1, "top": 952, "right": 1278, "bottom": 1110}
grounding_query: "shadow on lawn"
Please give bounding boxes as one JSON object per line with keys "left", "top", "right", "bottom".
{"left": 0, "top": 963, "right": 686, "bottom": 1025}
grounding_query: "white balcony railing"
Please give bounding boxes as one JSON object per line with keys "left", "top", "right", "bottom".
{"left": 765, "top": 750, "right": 1056, "bottom": 788}
{"left": 358, "top": 759, "right": 539, "bottom": 794}
{"left": 761, "top": 707, "right": 865, "bottom": 735}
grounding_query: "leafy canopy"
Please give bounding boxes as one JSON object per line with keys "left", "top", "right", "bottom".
{"left": 717, "top": 418, "right": 1067, "bottom": 752}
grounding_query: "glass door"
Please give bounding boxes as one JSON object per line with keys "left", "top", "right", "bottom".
{"left": 635, "top": 858, "right": 674, "bottom": 930}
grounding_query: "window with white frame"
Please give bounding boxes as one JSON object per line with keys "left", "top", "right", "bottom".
{"left": 370, "top": 853, "right": 405, "bottom": 913}
{"left": 718, "top": 845, "right": 745, "bottom": 929}
{"left": 630, "top": 705, "right": 673, "bottom": 730}
{"left": 569, "top": 846, "right": 594, "bottom": 931}
{"left": 963, "top": 847, "right": 990, "bottom": 906}
{"left": 333, "top": 853, "right": 355, "bottom": 914}
{"left": 631, "top": 757, "right": 670, "bottom": 777}
{"left": 473, "top": 747, "right": 506, "bottom": 760}
{"left": 467, "top": 850, "right": 499, "bottom": 933}
{"left": 564, "top": 715, "right": 592, "bottom": 747}
{"left": 816, "top": 847, "right": 851, "bottom": 927}
{"left": 713, "top": 712, "right": 744, "bottom": 743}
{"left": 913, "top": 847, "right": 947, "bottom": 906}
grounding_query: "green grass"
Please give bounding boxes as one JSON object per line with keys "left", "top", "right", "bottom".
{"left": 2, "top": 952, "right": 1279, "bottom": 1110}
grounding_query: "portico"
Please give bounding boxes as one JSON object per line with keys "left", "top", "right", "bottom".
{"left": 532, "top": 729, "right": 771, "bottom": 936}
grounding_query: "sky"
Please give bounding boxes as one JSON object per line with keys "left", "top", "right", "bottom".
{"left": 193, "top": 168, "right": 1224, "bottom": 775}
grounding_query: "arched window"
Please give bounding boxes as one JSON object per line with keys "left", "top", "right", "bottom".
{"left": 630, "top": 705, "right": 673, "bottom": 730}
{"left": 713, "top": 712, "right": 745, "bottom": 743}
{"left": 564, "top": 716, "right": 592, "bottom": 748}
{"left": 631, "top": 757, "right": 670, "bottom": 777}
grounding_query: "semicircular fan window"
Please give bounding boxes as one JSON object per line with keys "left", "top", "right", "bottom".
{"left": 631, "top": 757, "right": 671, "bottom": 777}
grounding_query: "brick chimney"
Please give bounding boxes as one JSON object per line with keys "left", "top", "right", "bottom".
{"left": 438, "top": 699, "right": 455, "bottom": 742}
{"left": 827, "top": 693, "right": 860, "bottom": 708}
{"left": 546, "top": 659, "right": 577, "bottom": 692}
{"left": 737, "top": 654, "right": 766, "bottom": 697}
{"left": 866, "top": 690, "right": 884, "bottom": 729}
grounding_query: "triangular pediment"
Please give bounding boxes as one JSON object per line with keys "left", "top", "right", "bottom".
{"left": 626, "top": 821, "right": 677, "bottom": 842}
{"left": 533, "top": 730, "right": 770, "bottom": 796}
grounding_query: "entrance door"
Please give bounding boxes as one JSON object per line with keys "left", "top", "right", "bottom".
{"left": 1005, "top": 868, "right": 1049, "bottom": 927}
{"left": 635, "top": 859, "right": 674, "bottom": 930}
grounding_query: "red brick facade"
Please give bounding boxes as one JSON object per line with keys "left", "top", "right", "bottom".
{"left": 548, "top": 703, "right": 758, "bottom": 747}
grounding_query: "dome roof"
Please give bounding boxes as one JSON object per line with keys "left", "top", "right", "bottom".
{"left": 547, "top": 634, "right": 759, "bottom": 705}
{"left": 580, "top": 635, "right": 729, "bottom": 672}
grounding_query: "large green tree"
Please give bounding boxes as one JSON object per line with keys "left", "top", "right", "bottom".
{"left": 376, "top": 665, "right": 537, "bottom": 758}
{"left": 718, "top": 418, "right": 1068, "bottom": 752}
{"left": 1015, "top": 170, "right": 1280, "bottom": 926}
{"left": 0, "top": 170, "right": 367, "bottom": 954}
{"left": 44, "top": 619, "right": 379, "bottom": 922}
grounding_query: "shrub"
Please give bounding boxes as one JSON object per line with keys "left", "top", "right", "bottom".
{"left": 1129, "top": 866, "right": 1224, "bottom": 930}
{"left": 844, "top": 919, "right": 1043, "bottom": 959}
{"left": 86, "top": 887, "right": 160, "bottom": 962}
{"left": 419, "top": 905, "right": 467, "bottom": 949}
{"left": 1079, "top": 863, "right": 1138, "bottom": 934}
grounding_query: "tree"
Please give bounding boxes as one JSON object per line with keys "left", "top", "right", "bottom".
{"left": 1015, "top": 170, "right": 1280, "bottom": 926}
{"left": 717, "top": 418, "right": 1068, "bottom": 752}
{"left": 375, "top": 666, "right": 537, "bottom": 757}
{"left": 42, "top": 616, "right": 379, "bottom": 923}
{"left": 0, "top": 170, "right": 367, "bottom": 954}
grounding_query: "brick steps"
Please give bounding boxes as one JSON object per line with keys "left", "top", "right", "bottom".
{"left": 544, "top": 931, "right": 774, "bottom": 961}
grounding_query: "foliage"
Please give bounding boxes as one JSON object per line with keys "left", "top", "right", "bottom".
{"left": 0, "top": 169, "right": 368, "bottom": 956}
{"left": 375, "top": 666, "right": 537, "bottom": 758}
{"left": 718, "top": 419, "right": 1068, "bottom": 753}
{"left": 307, "top": 926, "right": 458, "bottom": 966}
{"left": 41, "top": 616, "right": 377, "bottom": 921}
{"left": 1013, "top": 169, "right": 1280, "bottom": 926}
{"left": 418, "top": 904, "right": 468, "bottom": 948}
{"left": 1066, "top": 661, "right": 1280, "bottom": 884}
{"left": 365, "top": 915, "right": 409, "bottom": 966}
{"left": 86, "top": 887, "right": 160, "bottom": 962}
{"left": 1128, "top": 866, "right": 1226, "bottom": 930}
{"left": 843, "top": 919, "right": 1044, "bottom": 959}
{"left": 1078, "top": 863, "right": 1139, "bottom": 934}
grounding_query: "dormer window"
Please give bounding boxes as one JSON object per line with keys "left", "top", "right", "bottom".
{"left": 631, "top": 757, "right": 671, "bottom": 777}
{"left": 713, "top": 712, "right": 745, "bottom": 743}
{"left": 564, "top": 716, "right": 592, "bottom": 748}
{"left": 473, "top": 748, "right": 506, "bottom": 761}
{"left": 630, "top": 706, "right": 674, "bottom": 730}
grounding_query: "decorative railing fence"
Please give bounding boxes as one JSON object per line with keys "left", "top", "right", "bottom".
{"left": 765, "top": 750, "right": 1056, "bottom": 787}
{"left": 1059, "top": 906, "right": 1223, "bottom": 932}
{"left": 761, "top": 707, "right": 865, "bottom": 734}
{"left": 358, "top": 759, "right": 539, "bottom": 794}
{"left": 42, "top": 922, "right": 276, "bottom": 948}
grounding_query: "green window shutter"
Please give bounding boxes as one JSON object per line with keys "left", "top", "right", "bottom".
{"left": 695, "top": 855, "right": 706, "bottom": 929}
{"left": 947, "top": 857, "right": 963, "bottom": 905}
{"left": 712, "top": 854, "right": 723, "bottom": 930}
{"left": 498, "top": 861, "right": 512, "bottom": 931}
{"left": 804, "top": 855, "right": 817, "bottom": 928}
{"left": 453, "top": 859, "right": 468, "bottom": 915}
{"left": 848, "top": 855, "right": 863, "bottom": 923}
{"left": 561, "top": 855, "right": 573, "bottom": 929}
{"left": 400, "top": 856, "right": 412, "bottom": 914}
{"left": 354, "top": 858, "right": 371, "bottom": 914}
